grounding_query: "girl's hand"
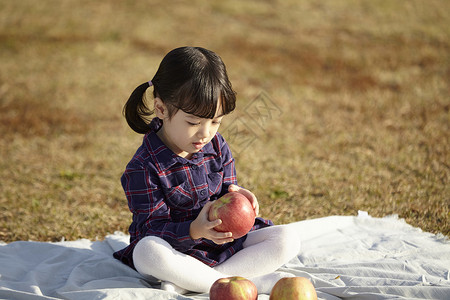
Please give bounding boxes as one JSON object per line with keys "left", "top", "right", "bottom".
{"left": 190, "top": 201, "right": 234, "bottom": 244}
{"left": 228, "top": 184, "right": 260, "bottom": 216}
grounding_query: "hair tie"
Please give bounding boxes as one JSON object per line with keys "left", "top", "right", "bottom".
{"left": 148, "top": 80, "right": 153, "bottom": 87}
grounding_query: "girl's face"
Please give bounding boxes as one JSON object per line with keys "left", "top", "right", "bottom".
{"left": 155, "top": 98, "right": 224, "bottom": 159}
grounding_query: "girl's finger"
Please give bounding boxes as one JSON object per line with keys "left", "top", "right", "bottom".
{"left": 213, "top": 236, "right": 234, "bottom": 244}
{"left": 207, "top": 218, "right": 222, "bottom": 229}
{"left": 209, "top": 228, "right": 232, "bottom": 239}
{"left": 216, "top": 231, "right": 232, "bottom": 238}
{"left": 228, "top": 184, "right": 239, "bottom": 192}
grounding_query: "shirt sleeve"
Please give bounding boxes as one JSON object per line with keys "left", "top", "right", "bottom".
{"left": 121, "top": 164, "right": 201, "bottom": 252}
{"left": 219, "top": 136, "right": 238, "bottom": 196}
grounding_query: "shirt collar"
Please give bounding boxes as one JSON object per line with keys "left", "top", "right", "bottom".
{"left": 144, "top": 118, "right": 218, "bottom": 171}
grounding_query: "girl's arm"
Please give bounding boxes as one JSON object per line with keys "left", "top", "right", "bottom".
{"left": 219, "top": 135, "right": 237, "bottom": 197}
{"left": 122, "top": 166, "right": 202, "bottom": 252}
{"left": 220, "top": 135, "right": 259, "bottom": 216}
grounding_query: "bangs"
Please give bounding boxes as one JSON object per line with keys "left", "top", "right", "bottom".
{"left": 154, "top": 47, "right": 237, "bottom": 119}
{"left": 174, "top": 76, "right": 236, "bottom": 119}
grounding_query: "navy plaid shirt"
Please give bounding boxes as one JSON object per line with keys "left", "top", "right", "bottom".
{"left": 113, "top": 118, "right": 272, "bottom": 269}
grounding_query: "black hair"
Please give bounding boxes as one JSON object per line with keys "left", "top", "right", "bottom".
{"left": 123, "top": 47, "right": 236, "bottom": 134}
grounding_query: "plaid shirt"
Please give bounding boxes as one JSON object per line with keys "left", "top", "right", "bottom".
{"left": 114, "top": 118, "right": 272, "bottom": 269}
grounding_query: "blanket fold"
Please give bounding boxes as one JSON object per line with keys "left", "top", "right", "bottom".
{"left": 1, "top": 214, "right": 449, "bottom": 299}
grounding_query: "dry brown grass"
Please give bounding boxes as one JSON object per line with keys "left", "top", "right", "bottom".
{"left": 0, "top": 0, "right": 448, "bottom": 242}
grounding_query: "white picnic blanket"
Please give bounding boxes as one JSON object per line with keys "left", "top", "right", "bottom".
{"left": 1, "top": 213, "right": 449, "bottom": 300}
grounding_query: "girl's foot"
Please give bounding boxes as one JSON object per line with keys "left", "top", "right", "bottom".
{"left": 161, "top": 281, "right": 189, "bottom": 294}
{"left": 250, "top": 272, "right": 295, "bottom": 294}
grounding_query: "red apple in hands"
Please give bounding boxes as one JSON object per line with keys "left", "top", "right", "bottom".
{"left": 208, "top": 192, "right": 256, "bottom": 239}
{"left": 270, "top": 277, "right": 317, "bottom": 300}
{"left": 210, "top": 276, "right": 258, "bottom": 300}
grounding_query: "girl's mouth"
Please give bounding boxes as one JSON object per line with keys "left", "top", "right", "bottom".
{"left": 193, "top": 142, "right": 205, "bottom": 150}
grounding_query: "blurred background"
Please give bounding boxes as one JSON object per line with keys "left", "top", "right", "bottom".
{"left": 0, "top": 0, "right": 448, "bottom": 242}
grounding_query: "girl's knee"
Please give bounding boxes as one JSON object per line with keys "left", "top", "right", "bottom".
{"left": 133, "top": 236, "right": 172, "bottom": 275}
{"left": 134, "top": 236, "right": 171, "bottom": 257}
{"left": 276, "top": 225, "right": 301, "bottom": 259}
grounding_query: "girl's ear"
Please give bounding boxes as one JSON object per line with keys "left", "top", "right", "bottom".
{"left": 154, "top": 97, "right": 168, "bottom": 119}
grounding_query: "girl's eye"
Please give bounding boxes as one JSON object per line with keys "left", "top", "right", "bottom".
{"left": 213, "top": 121, "right": 222, "bottom": 125}
{"left": 187, "top": 121, "right": 200, "bottom": 126}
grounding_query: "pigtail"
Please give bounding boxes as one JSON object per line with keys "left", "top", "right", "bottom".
{"left": 122, "top": 82, "right": 153, "bottom": 134}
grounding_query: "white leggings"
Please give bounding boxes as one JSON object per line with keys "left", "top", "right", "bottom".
{"left": 133, "top": 225, "right": 301, "bottom": 293}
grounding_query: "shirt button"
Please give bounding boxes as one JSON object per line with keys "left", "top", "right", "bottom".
{"left": 200, "top": 190, "right": 206, "bottom": 196}
{"left": 192, "top": 165, "right": 198, "bottom": 170}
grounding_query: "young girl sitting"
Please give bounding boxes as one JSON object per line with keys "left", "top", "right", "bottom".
{"left": 113, "top": 46, "right": 301, "bottom": 294}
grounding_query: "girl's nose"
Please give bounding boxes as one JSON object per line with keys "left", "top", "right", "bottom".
{"left": 197, "top": 124, "right": 210, "bottom": 139}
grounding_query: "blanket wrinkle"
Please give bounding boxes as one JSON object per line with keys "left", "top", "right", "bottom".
{"left": 1, "top": 214, "right": 449, "bottom": 300}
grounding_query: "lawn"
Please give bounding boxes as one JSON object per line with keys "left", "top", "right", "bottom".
{"left": 0, "top": 0, "right": 448, "bottom": 242}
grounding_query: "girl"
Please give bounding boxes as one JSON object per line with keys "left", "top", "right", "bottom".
{"left": 114, "top": 46, "right": 301, "bottom": 294}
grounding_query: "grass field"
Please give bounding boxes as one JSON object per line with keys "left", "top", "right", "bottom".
{"left": 0, "top": 0, "right": 449, "bottom": 242}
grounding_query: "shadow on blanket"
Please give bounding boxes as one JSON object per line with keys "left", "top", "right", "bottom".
{"left": 1, "top": 213, "right": 449, "bottom": 300}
